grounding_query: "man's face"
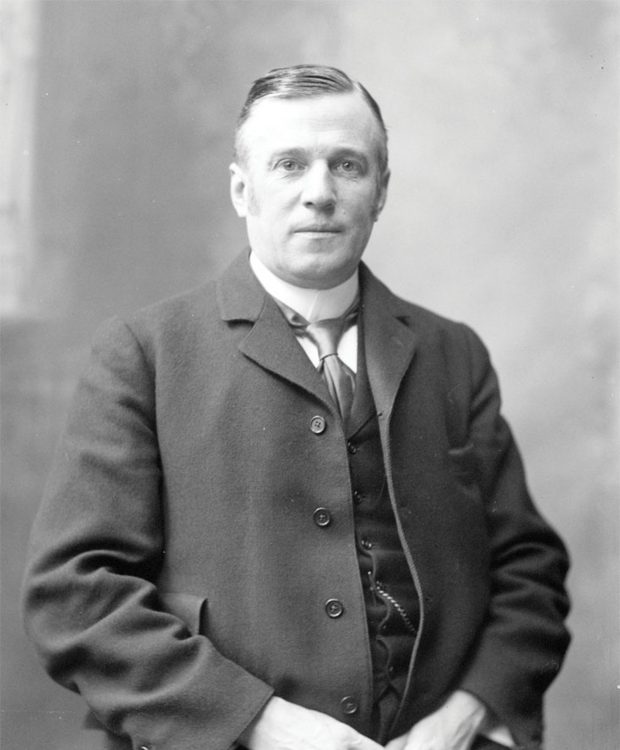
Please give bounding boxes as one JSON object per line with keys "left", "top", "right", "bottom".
{"left": 230, "top": 91, "right": 389, "bottom": 289}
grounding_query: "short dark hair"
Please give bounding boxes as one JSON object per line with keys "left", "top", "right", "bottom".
{"left": 234, "top": 64, "right": 388, "bottom": 173}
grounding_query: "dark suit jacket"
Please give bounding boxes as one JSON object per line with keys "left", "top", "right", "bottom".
{"left": 23, "top": 252, "right": 570, "bottom": 750}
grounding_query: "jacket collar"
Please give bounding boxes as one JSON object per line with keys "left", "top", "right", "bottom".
{"left": 217, "top": 251, "right": 333, "bottom": 409}
{"left": 216, "top": 250, "right": 418, "bottom": 420}
{"left": 216, "top": 250, "right": 266, "bottom": 323}
{"left": 358, "top": 264, "right": 418, "bottom": 421}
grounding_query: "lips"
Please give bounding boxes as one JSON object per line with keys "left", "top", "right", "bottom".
{"left": 294, "top": 226, "right": 342, "bottom": 233}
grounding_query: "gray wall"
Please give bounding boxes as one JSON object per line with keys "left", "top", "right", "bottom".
{"left": 1, "top": 2, "right": 618, "bottom": 748}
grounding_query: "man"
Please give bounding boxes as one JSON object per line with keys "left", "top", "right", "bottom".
{"left": 23, "top": 66, "right": 570, "bottom": 750}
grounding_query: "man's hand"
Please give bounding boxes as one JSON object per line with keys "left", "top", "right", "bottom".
{"left": 238, "top": 695, "right": 384, "bottom": 750}
{"left": 384, "top": 690, "right": 488, "bottom": 750}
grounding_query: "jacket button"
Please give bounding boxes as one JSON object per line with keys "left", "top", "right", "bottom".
{"left": 313, "top": 508, "right": 331, "bottom": 527}
{"left": 310, "top": 415, "right": 326, "bottom": 434}
{"left": 360, "top": 537, "right": 373, "bottom": 550}
{"left": 325, "top": 598, "right": 344, "bottom": 618}
{"left": 340, "top": 696, "right": 359, "bottom": 715}
{"left": 346, "top": 441, "right": 357, "bottom": 454}
{"left": 352, "top": 490, "right": 363, "bottom": 504}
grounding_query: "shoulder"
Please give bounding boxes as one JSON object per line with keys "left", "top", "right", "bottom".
{"left": 128, "top": 280, "right": 218, "bottom": 332}
{"left": 104, "top": 280, "right": 218, "bottom": 335}
{"left": 86, "top": 281, "right": 221, "bottom": 378}
{"left": 360, "top": 263, "right": 489, "bottom": 360}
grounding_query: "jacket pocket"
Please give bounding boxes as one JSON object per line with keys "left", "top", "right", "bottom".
{"left": 159, "top": 591, "right": 208, "bottom": 636}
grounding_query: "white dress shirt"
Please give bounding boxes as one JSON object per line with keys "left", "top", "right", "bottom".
{"left": 250, "top": 252, "right": 359, "bottom": 372}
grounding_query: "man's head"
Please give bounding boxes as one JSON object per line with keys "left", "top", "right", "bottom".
{"left": 230, "top": 65, "right": 390, "bottom": 289}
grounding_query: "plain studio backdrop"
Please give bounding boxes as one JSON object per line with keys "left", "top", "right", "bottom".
{"left": 1, "top": 2, "right": 618, "bottom": 749}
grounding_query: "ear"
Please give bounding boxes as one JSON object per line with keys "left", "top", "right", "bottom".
{"left": 373, "top": 169, "right": 390, "bottom": 221}
{"left": 229, "top": 163, "right": 250, "bottom": 218}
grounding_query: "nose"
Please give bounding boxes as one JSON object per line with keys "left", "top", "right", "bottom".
{"left": 301, "top": 162, "right": 336, "bottom": 211}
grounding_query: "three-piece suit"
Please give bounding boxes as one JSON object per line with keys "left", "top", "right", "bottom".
{"left": 23, "top": 252, "right": 570, "bottom": 750}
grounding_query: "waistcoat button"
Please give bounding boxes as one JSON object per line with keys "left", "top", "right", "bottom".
{"left": 313, "top": 508, "right": 332, "bottom": 527}
{"left": 325, "top": 598, "right": 344, "bottom": 618}
{"left": 310, "top": 415, "right": 326, "bottom": 434}
{"left": 340, "top": 696, "right": 359, "bottom": 715}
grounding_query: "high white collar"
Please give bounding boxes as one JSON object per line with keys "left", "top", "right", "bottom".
{"left": 249, "top": 252, "right": 359, "bottom": 323}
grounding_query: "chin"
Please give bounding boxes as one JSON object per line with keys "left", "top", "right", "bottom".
{"left": 291, "top": 259, "right": 356, "bottom": 289}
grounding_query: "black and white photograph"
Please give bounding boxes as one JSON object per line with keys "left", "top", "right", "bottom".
{"left": 1, "top": 2, "right": 618, "bottom": 749}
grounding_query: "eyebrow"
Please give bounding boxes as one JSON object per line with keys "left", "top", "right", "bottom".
{"left": 268, "top": 147, "right": 370, "bottom": 164}
{"left": 268, "top": 147, "right": 307, "bottom": 162}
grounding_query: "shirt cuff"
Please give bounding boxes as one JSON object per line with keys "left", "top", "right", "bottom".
{"left": 480, "top": 715, "right": 516, "bottom": 747}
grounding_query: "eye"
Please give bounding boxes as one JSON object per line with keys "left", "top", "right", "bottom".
{"left": 275, "top": 158, "right": 304, "bottom": 172}
{"left": 335, "top": 159, "right": 363, "bottom": 175}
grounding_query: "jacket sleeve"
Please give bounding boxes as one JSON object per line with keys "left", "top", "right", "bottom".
{"left": 21, "top": 317, "right": 273, "bottom": 750}
{"left": 456, "top": 325, "right": 571, "bottom": 750}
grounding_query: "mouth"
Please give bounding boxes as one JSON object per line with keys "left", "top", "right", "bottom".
{"left": 293, "top": 226, "right": 342, "bottom": 235}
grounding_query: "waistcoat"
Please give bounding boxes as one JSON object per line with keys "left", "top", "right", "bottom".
{"left": 345, "top": 328, "right": 420, "bottom": 742}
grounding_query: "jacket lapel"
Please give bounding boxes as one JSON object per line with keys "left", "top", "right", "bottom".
{"left": 217, "top": 252, "right": 332, "bottom": 408}
{"left": 359, "top": 264, "right": 418, "bottom": 422}
{"left": 216, "top": 253, "right": 417, "bottom": 416}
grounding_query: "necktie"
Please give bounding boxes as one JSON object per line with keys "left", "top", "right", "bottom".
{"left": 278, "top": 300, "right": 358, "bottom": 420}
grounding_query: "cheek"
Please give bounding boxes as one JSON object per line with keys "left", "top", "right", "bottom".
{"left": 245, "top": 184, "right": 260, "bottom": 216}
{"left": 246, "top": 182, "right": 292, "bottom": 221}
{"left": 346, "top": 185, "right": 382, "bottom": 218}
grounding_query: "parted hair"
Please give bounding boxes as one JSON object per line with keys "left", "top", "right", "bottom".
{"left": 234, "top": 64, "right": 389, "bottom": 172}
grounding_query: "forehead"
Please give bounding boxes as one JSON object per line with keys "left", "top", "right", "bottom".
{"left": 239, "top": 91, "right": 383, "bottom": 161}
